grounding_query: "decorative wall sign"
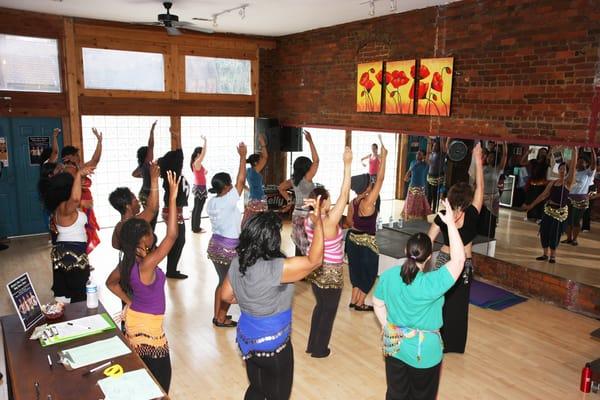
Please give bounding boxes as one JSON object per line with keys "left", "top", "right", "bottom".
{"left": 415, "top": 57, "right": 454, "bottom": 116}
{"left": 7, "top": 273, "right": 43, "bottom": 331}
{"left": 28, "top": 136, "right": 50, "bottom": 165}
{"left": 384, "top": 60, "right": 416, "bottom": 115}
{"left": 356, "top": 61, "right": 383, "bottom": 112}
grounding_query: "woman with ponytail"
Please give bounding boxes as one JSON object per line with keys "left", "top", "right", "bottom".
{"left": 242, "top": 133, "right": 268, "bottom": 227}
{"left": 190, "top": 136, "right": 207, "bottom": 233}
{"left": 373, "top": 198, "right": 466, "bottom": 400}
{"left": 106, "top": 170, "right": 180, "bottom": 394}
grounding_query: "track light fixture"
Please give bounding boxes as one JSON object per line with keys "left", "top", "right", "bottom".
{"left": 239, "top": 6, "right": 247, "bottom": 19}
{"left": 363, "top": 0, "right": 398, "bottom": 16}
{"left": 369, "top": 0, "right": 375, "bottom": 16}
{"left": 389, "top": 0, "right": 397, "bottom": 12}
{"left": 210, "top": 3, "right": 249, "bottom": 26}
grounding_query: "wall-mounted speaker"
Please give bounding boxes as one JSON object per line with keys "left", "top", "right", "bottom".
{"left": 280, "top": 126, "right": 303, "bottom": 152}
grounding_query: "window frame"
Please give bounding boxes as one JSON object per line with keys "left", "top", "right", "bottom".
{"left": 77, "top": 40, "right": 169, "bottom": 98}
{"left": 0, "top": 33, "right": 63, "bottom": 94}
{"left": 178, "top": 46, "right": 257, "bottom": 101}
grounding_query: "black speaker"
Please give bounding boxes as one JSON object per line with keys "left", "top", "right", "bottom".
{"left": 255, "top": 118, "right": 280, "bottom": 153}
{"left": 280, "top": 127, "right": 303, "bottom": 152}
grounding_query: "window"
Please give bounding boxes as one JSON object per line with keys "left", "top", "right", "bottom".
{"left": 82, "top": 48, "right": 165, "bottom": 91}
{"left": 351, "top": 131, "right": 399, "bottom": 200}
{"left": 81, "top": 116, "right": 172, "bottom": 227}
{"left": 185, "top": 56, "right": 251, "bottom": 95}
{"left": 294, "top": 128, "right": 347, "bottom": 202}
{"left": 0, "top": 34, "right": 61, "bottom": 92}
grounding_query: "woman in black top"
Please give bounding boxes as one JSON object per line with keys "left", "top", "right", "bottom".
{"left": 427, "top": 142, "right": 484, "bottom": 354}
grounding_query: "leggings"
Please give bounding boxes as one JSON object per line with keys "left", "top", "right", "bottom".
{"left": 166, "top": 222, "right": 186, "bottom": 276}
{"left": 141, "top": 354, "right": 172, "bottom": 394}
{"left": 539, "top": 213, "right": 565, "bottom": 250}
{"left": 427, "top": 182, "right": 441, "bottom": 213}
{"left": 384, "top": 356, "right": 441, "bottom": 400}
{"left": 244, "top": 342, "right": 294, "bottom": 400}
{"left": 582, "top": 200, "right": 593, "bottom": 231}
{"left": 306, "top": 284, "right": 341, "bottom": 357}
{"left": 191, "top": 194, "right": 207, "bottom": 232}
{"left": 213, "top": 260, "right": 231, "bottom": 286}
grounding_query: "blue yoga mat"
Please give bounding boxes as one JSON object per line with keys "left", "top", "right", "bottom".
{"left": 469, "top": 280, "right": 527, "bottom": 310}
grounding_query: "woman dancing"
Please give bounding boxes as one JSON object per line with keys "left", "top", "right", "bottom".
{"left": 563, "top": 148, "right": 596, "bottom": 245}
{"left": 402, "top": 150, "right": 431, "bottom": 220}
{"left": 361, "top": 142, "right": 381, "bottom": 182}
{"left": 62, "top": 128, "right": 103, "bottom": 253}
{"left": 427, "top": 142, "right": 483, "bottom": 354}
{"left": 521, "top": 146, "right": 550, "bottom": 221}
{"left": 221, "top": 202, "right": 324, "bottom": 400}
{"left": 278, "top": 130, "right": 319, "bottom": 255}
{"left": 132, "top": 121, "right": 157, "bottom": 229}
{"left": 190, "top": 136, "right": 208, "bottom": 233}
{"left": 40, "top": 166, "right": 94, "bottom": 303}
{"left": 206, "top": 143, "right": 247, "bottom": 328}
{"left": 242, "top": 133, "right": 268, "bottom": 227}
{"left": 346, "top": 136, "right": 387, "bottom": 311}
{"left": 426, "top": 137, "right": 447, "bottom": 213}
{"left": 525, "top": 147, "right": 577, "bottom": 263}
{"left": 106, "top": 171, "right": 180, "bottom": 393}
{"left": 305, "top": 146, "right": 352, "bottom": 358}
{"left": 374, "top": 199, "right": 466, "bottom": 400}
{"left": 477, "top": 142, "right": 507, "bottom": 239}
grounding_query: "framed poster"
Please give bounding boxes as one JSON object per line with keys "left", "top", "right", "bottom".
{"left": 416, "top": 57, "right": 455, "bottom": 116}
{"left": 0, "top": 137, "right": 8, "bottom": 167}
{"left": 356, "top": 61, "right": 383, "bottom": 112}
{"left": 28, "top": 136, "right": 50, "bottom": 165}
{"left": 6, "top": 273, "right": 44, "bottom": 331}
{"left": 384, "top": 60, "right": 416, "bottom": 115}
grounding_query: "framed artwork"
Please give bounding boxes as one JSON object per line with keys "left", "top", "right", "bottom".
{"left": 356, "top": 61, "right": 383, "bottom": 112}
{"left": 415, "top": 57, "right": 454, "bottom": 116}
{"left": 384, "top": 60, "right": 416, "bottom": 114}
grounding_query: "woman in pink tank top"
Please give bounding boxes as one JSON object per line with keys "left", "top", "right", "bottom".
{"left": 361, "top": 142, "right": 381, "bottom": 182}
{"left": 190, "top": 136, "right": 207, "bottom": 233}
{"left": 303, "top": 147, "right": 352, "bottom": 358}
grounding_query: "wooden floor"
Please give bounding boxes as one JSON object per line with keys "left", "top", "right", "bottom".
{"left": 1, "top": 219, "right": 598, "bottom": 399}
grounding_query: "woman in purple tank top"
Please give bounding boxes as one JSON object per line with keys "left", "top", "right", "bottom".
{"left": 106, "top": 171, "right": 180, "bottom": 394}
{"left": 346, "top": 136, "right": 387, "bottom": 312}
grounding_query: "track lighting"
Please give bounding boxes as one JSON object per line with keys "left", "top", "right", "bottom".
{"left": 212, "top": 16, "right": 218, "bottom": 27}
{"left": 239, "top": 6, "right": 246, "bottom": 19}
{"left": 369, "top": 0, "right": 375, "bottom": 16}
{"left": 389, "top": 0, "right": 397, "bottom": 12}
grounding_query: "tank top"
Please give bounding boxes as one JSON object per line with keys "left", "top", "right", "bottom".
{"left": 434, "top": 205, "right": 479, "bottom": 246}
{"left": 548, "top": 184, "right": 569, "bottom": 207}
{"left": 293, "top": 178, "right": 315, "bottom": 209}
{"left": 130, "top": 262, "right": 166, "bottom": 315}
{"left": 193, "top": 165, "right": 206, "bottom": 186}
{"left": 81, "top": 176, "right": 93, "bottom": 201}
{"left": 352, "top": 198, "right": 377, "bottom": 235}
{"left": 305, "top": 219, "right": 344, "bottom": 264}
{"left": 56, "top": 210, "right": 88, "bottom": 243}
{"left": 369, "top": 156, "right": 380, "bottom": 175}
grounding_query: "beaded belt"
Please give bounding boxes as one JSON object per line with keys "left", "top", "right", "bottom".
{"left": 427, "top": 174, "right": 445, "bottom": 186}
{"left": 569, "top": 196, "right": 589, "bottom": 210}
{"left": 543, "top": 203, "right": 568, "bottom": 222}
{"left": 383, "top": 322, "right": 441, "bottom": 362}
{"left": 347, "top": 231, "right": 379, "bottom": 254}
{"left": 408, "top": 186, "right": 427, "bottom": 196}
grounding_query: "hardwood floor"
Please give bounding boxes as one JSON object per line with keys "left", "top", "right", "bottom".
{"left": 0, "top": 219, "right": 598, "bottom": 399}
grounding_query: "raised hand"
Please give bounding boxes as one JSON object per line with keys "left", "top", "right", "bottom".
{"left": 343, "top": 146, "right": 353, "bottom": 165}
{"left": 380, "top": 142, "right": 388, "bottom": 159}
{"left": 237, "top": 142, "right": 247, "bottom": 158}
{"left": 200, "top": 135, "right": 206, "bottom": 143}
{"left": 437, "top": 198, "right": 455, "bottom": 226}
{"left": 53, "top": 128, "right": 61, "bottom": 137}
{"left": 304, "top": 130, "right": 313, "bottom": 143}
{"left": 166, "top": 170, "right": 181, "bottom": 199}
{"left": 79, "top": 165, "right": 95, "bottom": 177}
{"left": 305, "top": 195, "right": 322, "bottom": 225}
{"left": 151, "top": 120, "right": 158, "bottom": 132}
{"left": 149, "top": 161, "right": 160, "bottom": 180}
{"left": 92, "top": 128, "right": 102, "bottom": 141}
{"left": 258, "top": 133, "right": 267, "bottom": 147}
{"left": 473, "top": 142, "right": 483, "bottom": 164}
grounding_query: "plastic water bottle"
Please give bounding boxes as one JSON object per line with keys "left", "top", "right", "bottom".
{"left": 376, "top": 216, "right": 383, "bottom": 231}
{"left": 398, "top": 217, "right": 404, "bottom": 229}
{"left": 388, "top": 215, "right": 393, "bottom": 227}
{"left": 86, "top": 280, "right": 98, "bottom": 309}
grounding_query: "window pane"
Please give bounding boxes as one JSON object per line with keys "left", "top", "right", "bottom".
{"left": 82, "top": 48, "right": 165, "bottom": 91}
{"left": 0, "top": 34, "right": 61, "bottom": 92}
{"left": 185, "top": 56, "right": 251, "bottom": 95}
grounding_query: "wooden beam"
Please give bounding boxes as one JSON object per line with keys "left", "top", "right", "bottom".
{"left": 170, "top": 115, "right": 181, "bottom": 150}
{"left": 253, "top": 50, "right": 260, "bottom": 118}
{"left": 396, "top": 133, "right": 408, "bottom": 200}
{"left": 62, "top": 18, "right": 82, "bottom": 148}
{"left": 345, "top": 129, "right": 352, "bottom": 148}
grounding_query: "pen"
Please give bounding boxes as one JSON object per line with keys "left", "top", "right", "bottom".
{"left": 67, "top": 322, "right": 91, "bottom": 329}
{"left": 82, "top": 360, "right": 111, "bottom": 376}
{"left": 47, "top": 354, "right": 52, "bottom": 368}
{"left": 34, "top": 382, "right": 40, "bottom": 400}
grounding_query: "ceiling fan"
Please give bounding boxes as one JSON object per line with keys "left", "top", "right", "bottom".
{"left": 133, "top": 2, "right": 213, "bottom": 36}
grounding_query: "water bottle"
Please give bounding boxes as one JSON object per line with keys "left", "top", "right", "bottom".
{"left": 388, "top": 215, "right": 393, "bottom": 228}
{"left": 376, "top": 216, "right": 383, "bottom": 231}
{"left": 398, "top": 217, "right": 404, "bottom": 229}
{"left": 86, "top": 280, "right": 98, "bottom": 309}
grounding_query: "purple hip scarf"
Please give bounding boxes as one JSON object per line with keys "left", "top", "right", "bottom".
{"left": 207, "top": 234, "right": 239, "bottom": 266}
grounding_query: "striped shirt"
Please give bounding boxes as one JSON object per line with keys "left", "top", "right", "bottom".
{"left": 305, "top": 218, "right": 344, "bottom": 264}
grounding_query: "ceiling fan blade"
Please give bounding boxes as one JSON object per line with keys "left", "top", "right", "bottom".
{"left": 165, "top": 26, "right": 182, "bottom": 36}
{"left": 192, "top": 17, "right": 213, "bottom": 22}
{"left": 180, "top": 26, "right": 214, "bottom": 34}
{"left": 129, "top": 21, "right": 163, "bottom": 26}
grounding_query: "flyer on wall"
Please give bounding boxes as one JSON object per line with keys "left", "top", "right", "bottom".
{"left": 28, "top": 136, "right": 50, "bottom": 165}
{"left": 0, "top": 137, "right": 8, "bottom": 167}
{"left": 6, "top": 273, "right": 44, "bottom": 331}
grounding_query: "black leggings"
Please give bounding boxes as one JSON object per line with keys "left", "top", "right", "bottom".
{"left": 539, "top": 213, "right": 564, "bottom": 250}
{"left": 166, "top": 222, "right": 186, "bottom": 276}
{"left": 306, "top": 284, "right": 341, "bottom": 357}
{"left": 244, "top": 342, "right": 294, "bottom": 400}
{"left": 582, "top": 199, "right": 593, "bottom": 231}
{"left": 427, "top": 182, "right": 441, "bottom": 213}
{"left": 191, "top": 195, "right": 207, "bottom": 232}
{"left": 477, "top": 206, "right": 497, "bottom": 239}
{"left": 385, "top": 356, "right": 441, "bottom": 400}
{"left": 141, "top": 354, "right": 172, "bottom": 394}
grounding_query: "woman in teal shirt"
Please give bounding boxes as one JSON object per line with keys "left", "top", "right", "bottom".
{"left": 373, "top": 198, "right": 465, "bottom": 400}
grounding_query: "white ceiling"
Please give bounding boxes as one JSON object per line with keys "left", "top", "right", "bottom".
{"left": 0, "top": 0, "right": 459, "bottom": 37}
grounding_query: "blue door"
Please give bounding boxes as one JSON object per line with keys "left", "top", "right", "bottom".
{"left": 0, "top": 117, "right": 63, "bottom": 237}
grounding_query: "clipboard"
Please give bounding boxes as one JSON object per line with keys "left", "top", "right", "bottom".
{"left": 40, "top": 313, "right": 117, "bottom": 347}
{"left": 58, "top": 336, "right": 131, "bottom": 370}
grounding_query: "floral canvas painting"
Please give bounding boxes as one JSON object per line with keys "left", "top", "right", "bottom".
{"left": 415, "top": 57, "right": 454, "bottom": 116}
{"left": 356, "top": 62, "right": 383, "bottom": 112}
{"left": 384, "top": 60, "right": 416, "bottom": 114}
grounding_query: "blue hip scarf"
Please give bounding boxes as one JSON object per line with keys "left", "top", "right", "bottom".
{"left": 237, "top": 309, "right": 292, "bottom": 359}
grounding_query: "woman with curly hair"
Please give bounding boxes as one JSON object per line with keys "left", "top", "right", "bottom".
{"left": 220, "top": 201, "right": 324, "bottom": 400}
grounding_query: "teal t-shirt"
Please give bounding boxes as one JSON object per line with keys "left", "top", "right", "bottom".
{"left": 374, "top": 265, "right": 454, "bottom": 368}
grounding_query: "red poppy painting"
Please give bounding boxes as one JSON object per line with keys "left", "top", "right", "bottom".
{"left": 416, "top": 57, "right": 454, "bottom": 116}
{"left": 384, "top": 60, "right": 416, "bottom": 114}
{"left": 356, "top": 62, "right": 383, "bottom": 112}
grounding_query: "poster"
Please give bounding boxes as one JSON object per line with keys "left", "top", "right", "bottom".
{"left": 384, "top": 60, "right": 416, "bottom": 115}
{"left": 6, "top": 273, "right": 44, "bottom": 331}
{"left": 356, "top": 61, "right": 383, "bottom": 112}
{"left": 0, "top": 137, "right": 7, "bottom": 167}
{"left": 415, "top": 57, "right": 455, "bottom": 116}
{"left": 28, "top": 136, "right": 50, "bottom": 165}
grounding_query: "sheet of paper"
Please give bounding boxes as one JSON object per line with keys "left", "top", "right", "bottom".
{"left": 61, "top": 336, "right": 131, "bottom": 369}
{"left": 41, "top": 313, "right": 116, "bottom": 346}
{"left": 98, "top": 369, "right": 164, "bottom": 400}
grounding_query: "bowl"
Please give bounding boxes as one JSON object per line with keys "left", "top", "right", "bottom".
{"left": 41, "top": 302, "right": 65, "bottom": 321}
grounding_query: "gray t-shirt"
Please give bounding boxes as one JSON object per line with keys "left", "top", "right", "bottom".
{"left": 229, "top": 257, "right": 295, "bottom": 317}
{"left": 293, "top": 178, "right": 315, "bottom": 209}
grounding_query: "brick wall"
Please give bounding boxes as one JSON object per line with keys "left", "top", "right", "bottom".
{"left": 260, "top": 0, "right": 600, "bottom": 144}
